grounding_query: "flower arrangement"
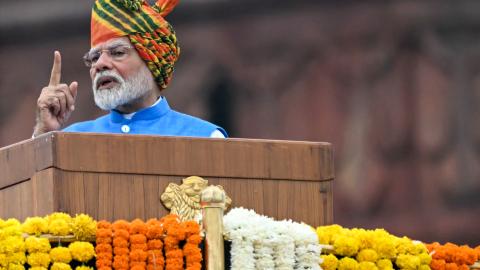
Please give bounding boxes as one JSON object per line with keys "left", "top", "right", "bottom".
{"left": 112, "top": 220, "right": 131, "bottom": 270}
{"left": 316, "top": 224, "right": 431, "bottom": 270}
{"left": 223, "top": 207, "right": 323, "bottom": 270}
{"left": 426, "top": 242, "right": 480, "bottom": 270}
{"left": 2, "top": 213, "right": 205, "bottom": 270}
{"left": 146, "top": 218, "right": 164, "bottom": 270}
{"left": 183, "top": 221, "right": 202, "bottom": 270}
{"left": 162, "top": 215, "right": 186, "bottom": 270}
{"left": 96, "top": 220, "right": 113, "bottom": 270}
{"left": 129, "top": 219, "right": 148, "bottom": 270}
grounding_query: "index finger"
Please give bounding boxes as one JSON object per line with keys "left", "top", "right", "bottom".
{"left": 49, "top": 51, "right": 62, "bottom": 86}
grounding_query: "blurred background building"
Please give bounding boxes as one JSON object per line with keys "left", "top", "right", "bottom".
{"left": 1, "top": 0, "right": 480, "bottom": 244}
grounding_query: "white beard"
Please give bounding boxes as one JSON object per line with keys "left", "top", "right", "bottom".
{"left": 92, "top": 65, "right": 153, "bottom": 111}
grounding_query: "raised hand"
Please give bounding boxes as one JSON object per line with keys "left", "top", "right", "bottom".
{"left": 33, "top": 51, "right": 78, "bottom": 137}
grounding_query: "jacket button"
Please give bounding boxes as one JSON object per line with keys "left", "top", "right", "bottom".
{"left": 121, "top": 125, "right": 130, "bottom": 133}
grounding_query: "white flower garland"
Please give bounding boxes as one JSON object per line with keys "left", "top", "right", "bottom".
{"left": 224, "top": 208, "right": 323, "bottom": 270}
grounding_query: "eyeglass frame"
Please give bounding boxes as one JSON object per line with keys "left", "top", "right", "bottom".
{"left": 83, "top": 44, "right": 135, "bottom": 68}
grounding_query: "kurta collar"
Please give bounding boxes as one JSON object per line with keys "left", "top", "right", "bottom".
{"left": 110, "top": 97, "right": 171, "bottom": 123}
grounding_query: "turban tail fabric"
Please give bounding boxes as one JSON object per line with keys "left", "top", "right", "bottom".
{"left": 91, "top": 0, "right": 180, "bottom": 89}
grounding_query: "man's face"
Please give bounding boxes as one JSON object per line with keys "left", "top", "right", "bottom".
{"left": 87, "top": 37, "right": 155, "bottom": 110}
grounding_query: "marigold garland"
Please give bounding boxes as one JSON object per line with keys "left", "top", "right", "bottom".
{"left": 146, "top": 219, "right": 164, "bottom": 270}
{"left": 162, "top": 215, "right": 186, "bottom": 270}
{"left": 316, "top": 225, "right": 431, "bottom": 270}
{"left": 183, "top": 220, "right": 202, "bottom": 270}
{"left": 96, "top": 220, "right": 113, "bottom": 270}
{"left": 129, "top": 219, "right": 148, "bottom": 270}
{"left": 427, "top": 242, "right": 479, "bottom": 270}
{"left": 113, "top": 220, "right": 130, "bottom": 270}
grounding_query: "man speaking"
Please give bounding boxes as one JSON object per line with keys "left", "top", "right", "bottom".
{"left": 33, "top": 0, "right": 227, "bottom": 138}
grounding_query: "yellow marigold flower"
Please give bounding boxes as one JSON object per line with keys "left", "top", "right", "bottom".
{"left": 51, "top": 262, "right": 73, "bottom": 270}
{"left": 418, "top": 264, "right": 431, "bottom": 270}
{"left": 46, "top": 213, "right": 72, "bottom": 223}
{"left": 316, "top": 225, "right": 344, "bottom": 245}
{"left": 3, "top": 236, "right": 25, "bottom": 253}
{"left": 30, "top": 267, "right": 48, "bottom": 270}
{"left": 359, "top": 261, "right": 378, "bottom": 270}
{"left": 334, "top": 235, "right": 360, "bottom": 257}
{"left": 413, "top": 242, "right": 428, "bottom": 255}
{"left": 395, "top": 254, "right": 420, "bottom": 270}
{"left": 373, "top": 237, "right": 397, "bottom": 259}
{"left": 75, "top": 266, "right": 94, "bottom": 270}
{"left": 2, "top": 226, "right": 22, "bottom": 237}
{"left": 21, "top": 218, "right": 44, "bottom": 235}
{"left": 7, "top": 252, "right": 26, "bottom": 265}
{"left": 320, "top": 254, "right": 338, "bottom": 270}
{"left": 338, "top": 257, "right": 359, "bottom": 270}
{"left": 49, "top": 220, "right": 71, "bottom": 236}
{"left": 4, "top": 219, "right": 21, "bottom": 228}
{"left": 50, "top": 247, "right": 72, "bottom": 263}
{"left": 46, "top": 213, "right": 72, "bottom": 235}
{"left": 27, "top": 252, "right": 51, "bottom": 268}
{"left": 7, "top": 264, "right": 25, "bottom": 270}
{"left": 0, "top": 254, "right": 7, "bottom": 267}
{"left": 22, "top": 217, "right": 48, "bottom": 236}
{"left": 395, "top": 237, "right": 418, "bottom": 255}
{"left": 25, "top": 236, "right": 51, "bottom": 253}
{"left": 72, "top": 215, "right": 96, "bottom": 241}
{"left": 356, "top": 248, "right": 379, "bottom": 262}
{"left": 418, "top": 252, "right": 431, "bottom": 265}
{"left": 376, "top": 258, "right": 393, "bottom": 270}
{"left": 68, "top": 241, "right": 95, "bottom": 262}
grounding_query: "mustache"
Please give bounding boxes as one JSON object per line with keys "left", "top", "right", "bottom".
{"left": 93, "top": 70, "right": 124, "bottom": 90}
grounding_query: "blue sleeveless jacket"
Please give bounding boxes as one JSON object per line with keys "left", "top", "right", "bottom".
{"left": 63, "top": 98, "right": 227, "bottom": 137}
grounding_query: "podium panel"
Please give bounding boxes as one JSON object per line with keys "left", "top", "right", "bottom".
{"left": 0, "top": 132, "right": 334, "bottom": 225}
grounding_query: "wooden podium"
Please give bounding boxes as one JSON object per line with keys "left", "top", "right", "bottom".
{"left": 0, "top": 132, "right": 334, "bottom": 226}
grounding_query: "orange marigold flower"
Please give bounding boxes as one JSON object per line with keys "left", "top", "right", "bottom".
{"left": 114, "top": 247, "right": 130, "bottom": 256}
{"left": 431, "top": 259, "right": 446, "bottom": 270}
{"left": 445, "top": 262, "right": 458, "bottom": 270}
{"left": 187, "top": 235, "right": 202, "bottom": 245}
{"left": 114, "top": 229, "right": 130, "bottom": 240}
{"left": 183, "top": 221, "right": 200, "bottom": 235}
{"left": 97, "top": 253, "right": 113, "bottom": 261}
{"left": 97, "top": 220, "right": 112, "bottom": 229}
{"left": 147, "top": 250, "right": 164, "bottom": 263}
{"left": 130, "top": 250, "right": 148, "bottom": 261}
{"left": 131, "top": 262, "right": 147, "bottom": 268}
{"left": 96, "top": 237, "right": 112, "bottom": 244}
{"left": 131, "top": 244, "right": 148, "bottom": 251}
{"left": 146, "top": 220, "right": 163, "bottom": 240}
{"left": 97, "top": 228, "right": 113, "bottom": 238}
{"left": 113, "top": 238, "right": 129, "bottom": 248}
{"left": 96, "top": 258, "right": 113, "bottom": 268}
{"left": 458, "top": 265, "right": 469, "bottom": 270}
{"left": 96, "top": 243, "right": 113, "bottom": 253}
{"left": 112, "top": 220, "right": 130, "bottom": 231}
{"left": 130, "top": 234, "right": 147, "bottom": 244}
{"left": 98, "top": 267, "right": 112, "bottom": 270}
{"left": 130, "top": 219, "right": 148, "bottom": 235}
{"left": 148, "top": 240, "right": 163, "bottom": 250}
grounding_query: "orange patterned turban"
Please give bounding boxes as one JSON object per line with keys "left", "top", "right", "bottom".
{"left": 91, "top": 0, "right": 180, "bottom": 89}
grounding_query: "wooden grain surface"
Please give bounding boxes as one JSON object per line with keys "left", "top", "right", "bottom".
{"left": 26, "top": 170, "right": 332, "bottom": 226}
{"left": 0, "top": 135, "right": 53, "bottom": 189}
{"left": 0, "top": 132, "right": 334, "bottom": 225}
{"left": 51, "top": 132, "right": 334, "bottom": 182}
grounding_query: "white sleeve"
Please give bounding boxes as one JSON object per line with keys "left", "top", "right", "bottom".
{"left": 210, "top": 129, "right": 226, "bottom": 138}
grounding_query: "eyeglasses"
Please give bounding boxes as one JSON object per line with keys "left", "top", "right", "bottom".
{"left": 83, "top": 45, "right": 134, "bottom": 67}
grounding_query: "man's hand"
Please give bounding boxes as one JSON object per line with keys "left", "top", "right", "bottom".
{"left": 33, "top": 51, "right": 78, "bottom": 137}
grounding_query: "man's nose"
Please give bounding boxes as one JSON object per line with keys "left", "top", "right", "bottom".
{"left": 94, "top": 52, "right": 113, "bottom": 71}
